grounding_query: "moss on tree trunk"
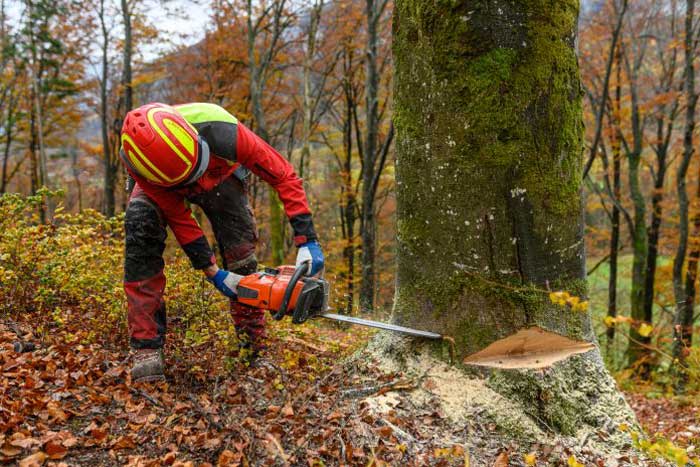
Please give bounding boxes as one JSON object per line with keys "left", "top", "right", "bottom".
{"left": 393, "top": 0, "right": 589, "bottom": 357}
{"left": 389, "top": 0, "right": 636, "bottom": 439}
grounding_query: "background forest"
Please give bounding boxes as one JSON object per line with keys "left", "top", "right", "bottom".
{"left": 2, "top": 0, "right": 700, "bottom": 465}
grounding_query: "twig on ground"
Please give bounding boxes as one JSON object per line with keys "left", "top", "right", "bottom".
{"left": 379, "top": 417, "right": 416, "bottom": 445}
{"left": 188, "top": 393, "right": 223, "bottom": 431}
{"left": 130, "top": 387, "right": 162, "bottom": 407}
{"left": 341, "top": 374, "right": 423, "bottom": 399}
{"left": 337, "top": 433, "right": 346, "bottom": 460}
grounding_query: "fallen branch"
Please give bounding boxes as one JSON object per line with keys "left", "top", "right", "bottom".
{"left": 129, "top": 387, "right": 161, "bottom": 407}
{"left": 340, "top": 378, "right": 417, "bottom": 399}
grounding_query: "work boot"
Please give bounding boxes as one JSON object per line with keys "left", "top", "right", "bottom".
{"left": 131, "top": 348, "right": 165, "bottom": 382}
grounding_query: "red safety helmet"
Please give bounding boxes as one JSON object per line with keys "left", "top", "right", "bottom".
{"left": 120, "top": 103, "right": 210, "bottom": 187}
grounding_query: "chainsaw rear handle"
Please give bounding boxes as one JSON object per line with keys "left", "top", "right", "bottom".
{"left": 272, "top": 261, "right": 310, "bottom": 321}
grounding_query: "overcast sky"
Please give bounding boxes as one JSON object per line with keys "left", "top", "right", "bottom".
{"left": 4, "top": 0, "right": 213, "bottom": 62}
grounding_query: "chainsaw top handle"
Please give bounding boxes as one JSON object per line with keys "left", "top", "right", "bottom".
{"left": 272, "top": 261, "right": 310, "bottom": 321}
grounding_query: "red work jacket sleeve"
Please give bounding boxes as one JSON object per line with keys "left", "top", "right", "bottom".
{"left": 132, "top": 182, "right": 215, "bottom": 269}
{"left": 236, "top": 123, "right": 317, "bottom": 245}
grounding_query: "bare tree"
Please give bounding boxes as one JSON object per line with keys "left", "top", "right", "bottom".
{"left": 245, "top": 0, "right": 294, "bottom": 264}
{"left": 97, "top": 0, "right": 117, "bottom": 216}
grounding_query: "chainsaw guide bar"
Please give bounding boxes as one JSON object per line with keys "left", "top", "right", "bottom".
{"left": 319, "top": 313, "right": 442, "bottom": 339}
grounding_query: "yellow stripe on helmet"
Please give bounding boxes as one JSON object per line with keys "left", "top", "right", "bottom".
{"left": 146, "top": 106, "right": 196, "bottom": 183}
{"left": 121, "top": 133, "right": 182, "bottom": 184}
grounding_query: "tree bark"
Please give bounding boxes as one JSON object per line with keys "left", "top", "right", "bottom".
{"left": 99, "top": 0, "right": 115, "bottom": 217}
{"left": 360, "top": 0, "right": 381, "bottom": 313}
{"left": 624, "top": 34, "right": 649, "bottom": 365}
{"left": 388, "top": 0, "right": 635, "bottom": 436}
{"left": 343, "top": 71, "right": 357, "bottom": 315}
{"left": 299, "top": 0, "right": 323, "bottom": 180}
{"left": 673, "top": 0, "right": 697, "bottom": 382}
{"left": 607, "top": 49, "right": 622, "bottom": 348}
{"left": 121, "top": 0, "right": 133, "bottom": 113}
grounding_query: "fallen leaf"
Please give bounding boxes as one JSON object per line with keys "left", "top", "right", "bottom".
{"left": 19, "top": 451, "right": 47, "bottom": 467}
{"left": 9, "top": 434, "right": 36, "bottom": 449}
{"left": 112, "top": 435, "right": 136, "bottom": 450}
{"left": 91, "top": 426, "right": 108, "bottom": 442}
{"left": 46, "top": 402, "right": 69, "bottom": 423}
{"left": 493, "top": 451, "right": 508, "bottom": 467}
{"left": 217, "top": 449, "right": 238, "bottom": 466}
{"left": 162, "top": 451, "right": 177, "bottom": 465}
{"left": 0, "top": 443, "right": 22, "bottom": 457}
{"left": 44, "top": 440, "right": 67, "bottom": 460}
{"left": 204, "top": 437, "right": 221, "bottom": 449}
{"left": 638, "top": 323, "right": 654, "bottom": 338}
{"left": 281, "top": 403, "right": 294, "bottom": 417}
{"left": 524, "top": 452, "right": 537, "bottom": 465}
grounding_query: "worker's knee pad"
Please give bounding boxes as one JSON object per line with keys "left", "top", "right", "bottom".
{"left": 124, "top": 198, "right": 166, "bottom": 282}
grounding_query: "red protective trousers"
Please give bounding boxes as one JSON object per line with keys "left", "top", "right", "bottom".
{"left": 124, "top": 176, "right": 264, "bottom": 349}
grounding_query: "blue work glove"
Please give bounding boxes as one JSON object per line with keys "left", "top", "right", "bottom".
{"left": 207, "top": 269, "right": 240, "bottom": 298}
{"left": 295, "top": 240, "right": 325, "bottom": 276}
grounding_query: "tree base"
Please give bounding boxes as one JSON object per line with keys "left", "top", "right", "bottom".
{"left": 358, "top": 333, "right": 659, "bottom": 465}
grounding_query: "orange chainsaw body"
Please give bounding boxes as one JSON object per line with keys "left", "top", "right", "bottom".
{"left": 236, "top": 265, "right": 329, "bottom": 324}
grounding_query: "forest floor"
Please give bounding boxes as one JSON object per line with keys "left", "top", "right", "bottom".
{"left": 1, "top": 309, "right": 697, "bottom": 467}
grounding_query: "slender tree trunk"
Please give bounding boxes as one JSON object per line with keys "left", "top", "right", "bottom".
{"left": 1, "top": 94, "right": 16, "bottom": 194}
{"left": 99, "top": 0, "right": 115, "bottom": 217}
{"left": 643, "top": 146, "right": 666, "bottom": 330}
{"left": 121, "top": 0, "right": 132, "bottom": 113}
{"left": 71, "top": 148, "right": 82, "bottom": 211}
{"left": 299, "top": 0, "right": 323, "bottom": 180}
{"left": 682, "top": 177, "right": 700, "bottom": 366}
{"left": 25, "top": 0, "right": 46, "bottom": 221}
{"left": 343, "top": 82, "right": 356, "bottom": 315}
{"left": 607, "top": 51, "right": 622, "bottom": 348}
{"left": 627, "top": 150, "right": 648, "bottom": 364}
{"left": 360, "top": 0, "right": 381, "bottom": 313}
{"left": 389, "top": 0, "right": 635, "bottom": 438}
{"left": 674, "top": 0, "right": 698, "bottom": 384}
{"left": 246, "top": 0, "right": 285, "bottom": 265}
{"left": 625, "top": 54, "right": 648, "bottom": 365}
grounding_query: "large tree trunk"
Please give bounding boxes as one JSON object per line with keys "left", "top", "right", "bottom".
{"left": 379, "top": 0, "right": 636, "bottom": 442}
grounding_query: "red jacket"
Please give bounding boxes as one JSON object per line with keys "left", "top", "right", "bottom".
{"left": 127, "top": 105, "right": 316, "bottom": 269}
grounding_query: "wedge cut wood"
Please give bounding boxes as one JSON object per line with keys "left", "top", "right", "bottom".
{"left": 463, "top": 327, "right": 595, "bottom": 370}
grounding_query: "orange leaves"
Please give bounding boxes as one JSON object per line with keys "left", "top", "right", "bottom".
{"left": 18, "top": 451, "right": 46, "bottom": 467}
{"left": 112, "top": 435, "right": 137, "bottom": 450}
{"left": 1, "top": 431, "right": 76, "bottom": 464}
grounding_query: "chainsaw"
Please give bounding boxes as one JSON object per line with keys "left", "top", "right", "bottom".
{"left": 233, "top": 263, "right": 441, "bottom": 339}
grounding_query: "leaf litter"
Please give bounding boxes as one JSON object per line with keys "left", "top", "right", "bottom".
{"left": 0, "top": 315, "right": 685, "bottom": 466}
